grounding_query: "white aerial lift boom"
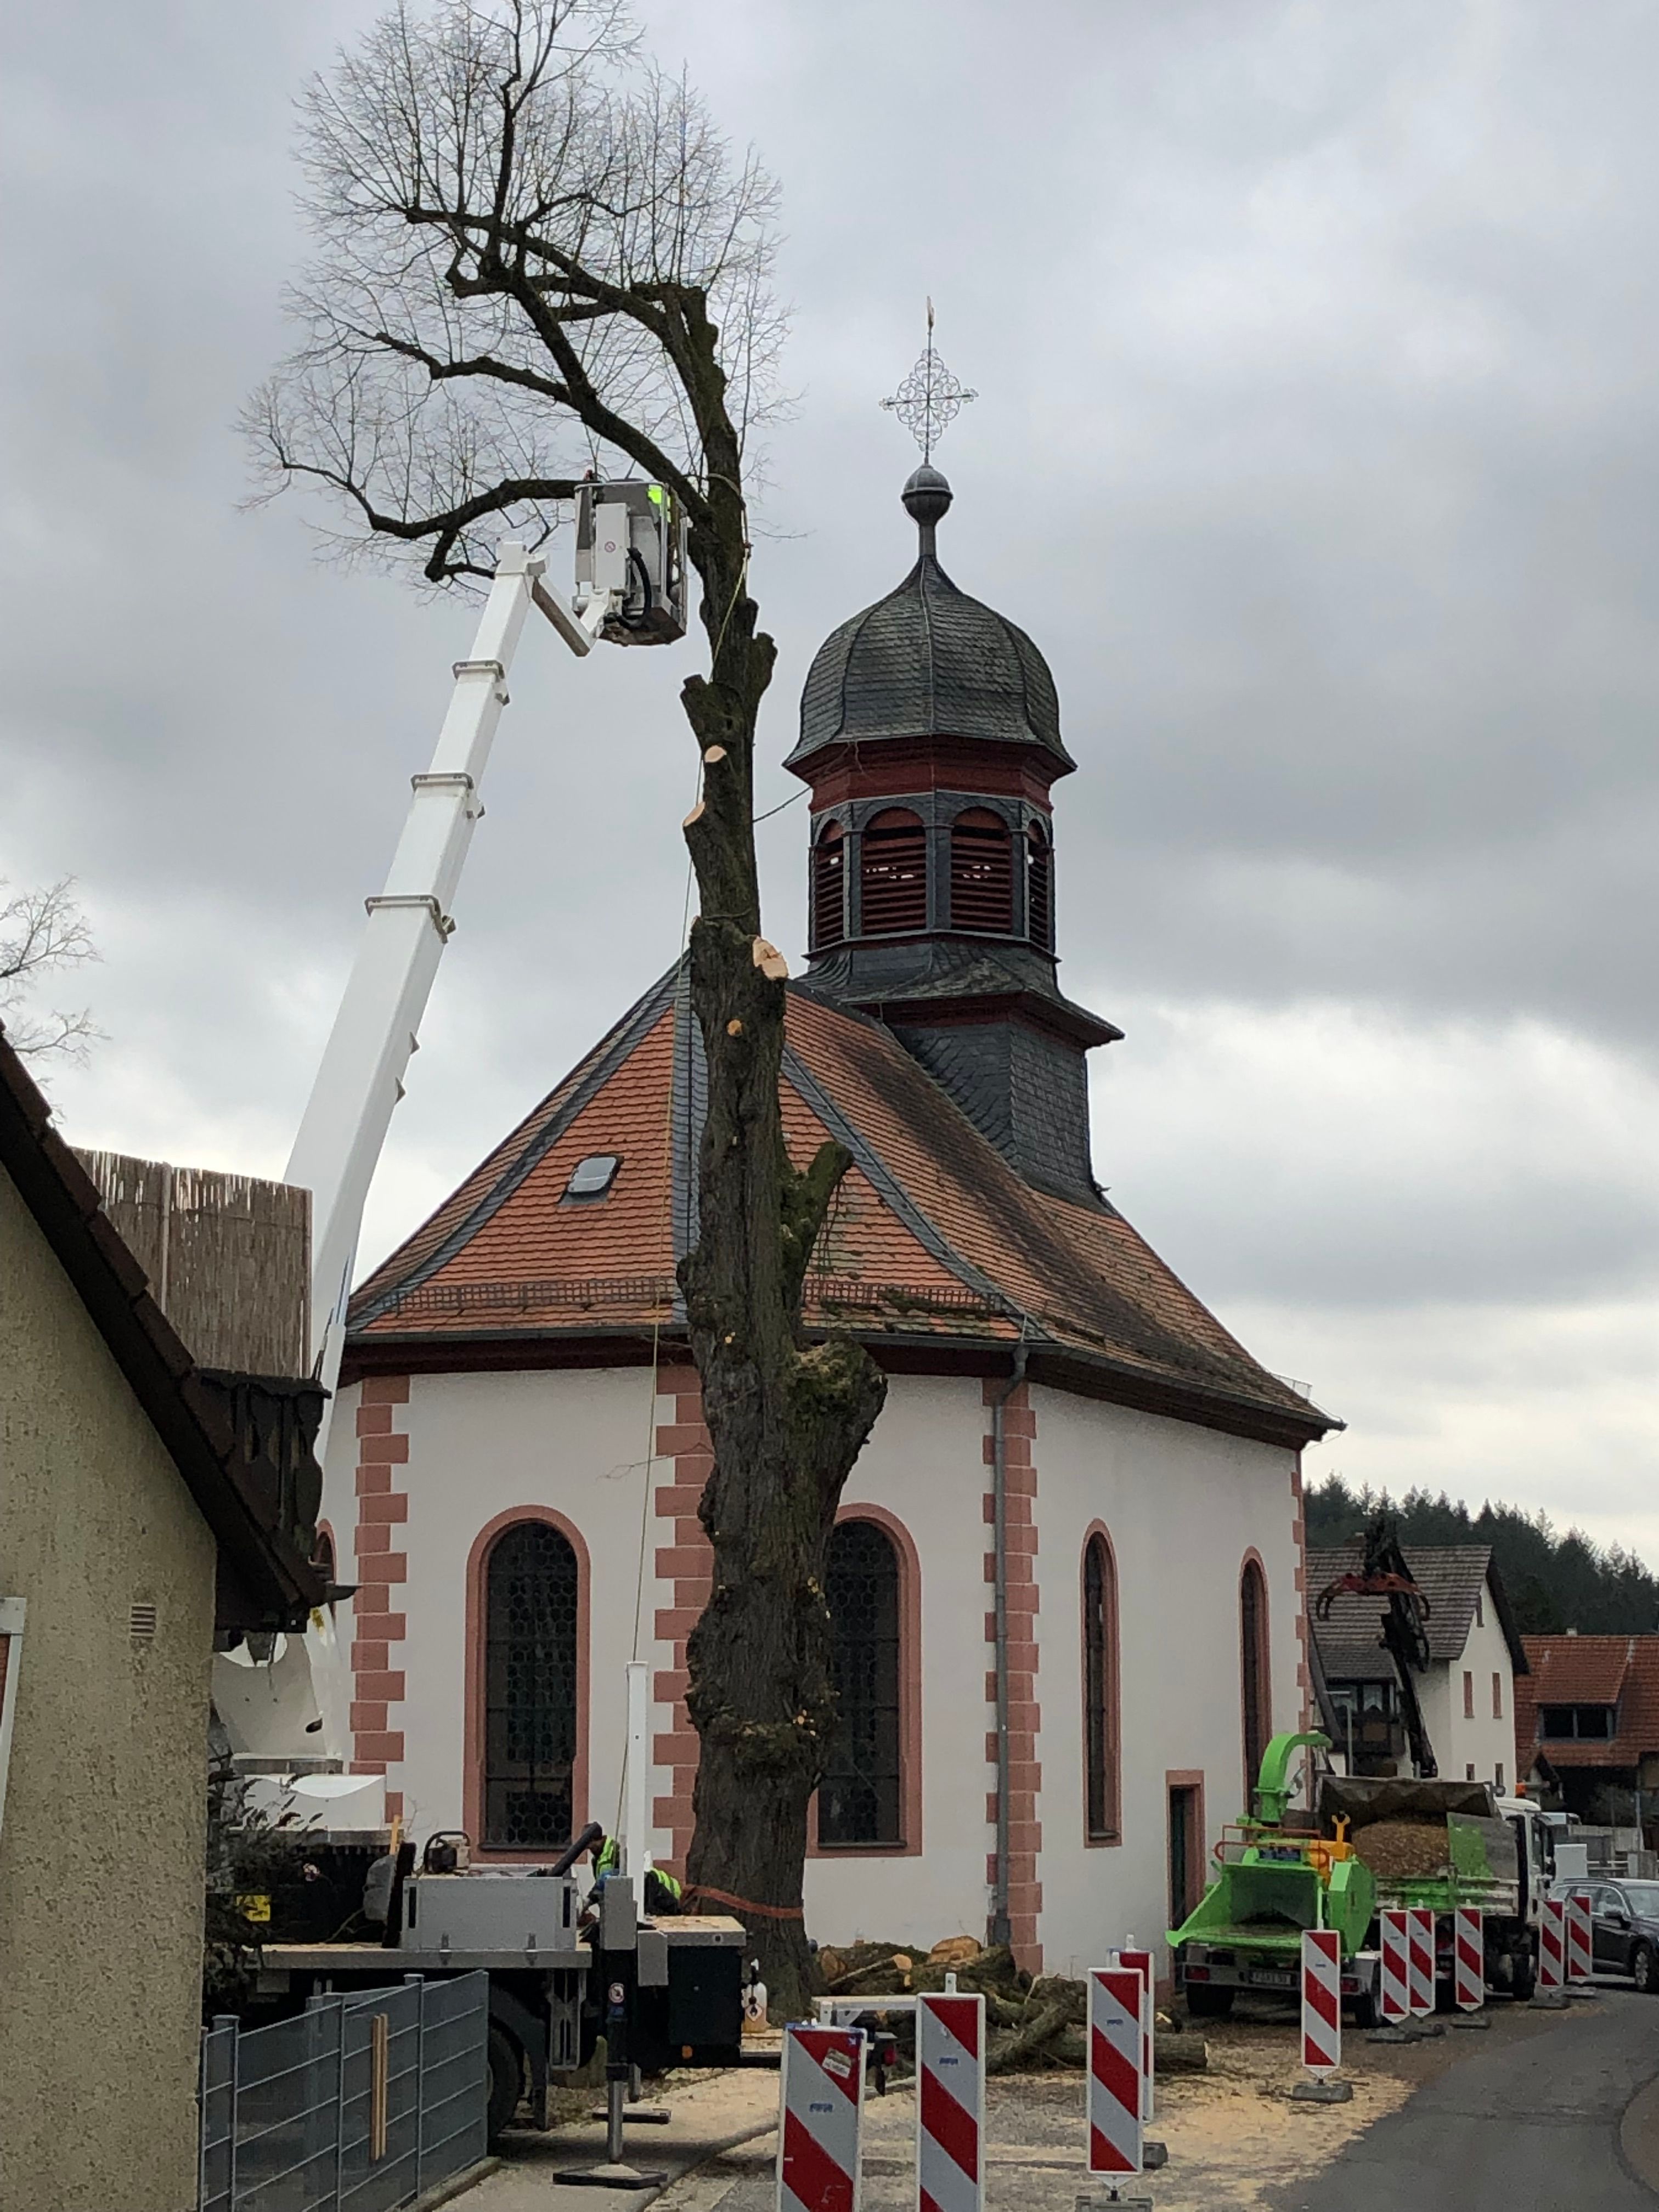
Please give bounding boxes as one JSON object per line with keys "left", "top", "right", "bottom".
{"left": 289, "top": 484, "right": 687, "bottom": 1434}
{"left": 219, "top": 484, "right": 686, "bottom": 1795}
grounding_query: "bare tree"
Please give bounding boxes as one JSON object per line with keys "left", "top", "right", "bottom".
{"left": 249, "top": 0, "right": 885, "bottom": 2005}
{"left": 1, "top": 878, "right": 99, "bottom": 1062}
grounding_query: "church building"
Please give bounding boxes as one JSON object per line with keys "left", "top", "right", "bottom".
{"left": 323, "top": 462, "right": 1335, "bottom": 1973}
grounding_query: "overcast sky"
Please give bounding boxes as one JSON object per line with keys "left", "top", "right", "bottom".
{"left": 4, "top": 1, "right": 1657, "bottom": 1553}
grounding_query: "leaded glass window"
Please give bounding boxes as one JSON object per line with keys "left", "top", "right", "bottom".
{"left": 484, "top": 1521, "right": 579, "bottom": 1849}
{"left": 819, "top": 1520, "right": 903, "bottom": 1847}
{"left": 1084, "top": 1533, "right": 1120, "bottom": 1842}
{"left": 1240, "top": 1559, "right": 1271, "bottom": 1806}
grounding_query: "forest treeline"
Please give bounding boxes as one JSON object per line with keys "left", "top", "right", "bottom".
{"left": 1306, "top": 1475, "right": 1659, "bottom": 1636}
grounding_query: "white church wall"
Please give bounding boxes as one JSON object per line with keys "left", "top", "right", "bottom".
{"left": 1032, "top": 1389, "right": 1304, "bottom": 1977}
{"left": 803, "top": 1373, "right": 992, "bottom": 1950}
{"left": 387, "top": 1365, "right": 671, "bottom": 1850}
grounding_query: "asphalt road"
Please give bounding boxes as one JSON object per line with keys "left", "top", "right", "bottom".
{"left": 1269, "top": 1991, "right": 1659, "bottom": 2212}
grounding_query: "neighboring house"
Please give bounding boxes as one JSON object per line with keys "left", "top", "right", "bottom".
{"left": 1307, "top": 1544, "right": 1526, "bottom": 1788}
{"left": 322, "top": 462, "right": 1338, "bottom": 1977}
{"left": 0, "top": 1030, "right": 327, "bottom": 2212}
{"left": 1515, "top": 1635, "right": 1659, "bottom": 1833}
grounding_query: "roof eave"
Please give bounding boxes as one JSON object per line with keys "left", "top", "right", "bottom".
{"left": 0, "top": 1034, "right": 326, "bottom": 1632}
{"left": 343, "top": 1316, "right": 1334, "bottom": 1449}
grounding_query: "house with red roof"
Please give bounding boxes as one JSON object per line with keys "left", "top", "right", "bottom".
{"left": 1515, "top": 1634, "right": 1659, "bottom": 1835}
{"left": 326, "top": 464, "right": 1338, "bottom": 1971}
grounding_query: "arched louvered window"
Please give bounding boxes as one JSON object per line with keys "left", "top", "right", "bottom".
{"left": 949, "top": 807, "right": 1013, "bottom": 933}
{"left": 859, "top": 809, "right": 928, "bottom": 936}
{"left": 811, "top": 820, "right": 846, "bottom": 950}
{"left": 1026, "top": 820, "right": 1053, "bottom": 951}
{"left": 1084, "top": 1531, "right": 1121, "bottom": 1843}
{"left": 1240, "top": 1558, "right": 1272, "bottom": 1810}
{"left": 484, "top": 1522, "right": 580, "bottom": 1849}
{"left": 819, "top": 1519, "right": 903, "bottom": 1846}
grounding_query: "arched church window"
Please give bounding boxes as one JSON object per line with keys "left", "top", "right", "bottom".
{"left": 812, "top": 820, "right": 846, "bottom": 949}
{"left": 859, "top": 809, "right": 928, "bottom": 936}
{"left": 1240, "top": 1558, "right": 1272, "bottom": 1809}
{"left": 819, "top": 1519, "right": 903, "bottom": 1847}
{"left": 1083, "top": 1530, "right": 1121, "bottom": 1842}
{"left": 949, "top": 807, "right": 1013, "bottom": 933}
{"left": 484, "top": 1521, "right": 580, "bottom": 1849}
{"left": 1026, "top": 820, "right": 1053, "bottom": 951}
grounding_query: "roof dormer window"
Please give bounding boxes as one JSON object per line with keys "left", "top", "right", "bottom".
{"left": 563, "top": 1153, "right": 620, "bottom": 1200}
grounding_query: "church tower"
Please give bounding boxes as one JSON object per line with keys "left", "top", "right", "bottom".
{"left": 788, "top": 461, "right": 1120, "bottom": 1205}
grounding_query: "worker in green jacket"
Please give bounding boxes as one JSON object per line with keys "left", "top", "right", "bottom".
{"left": 591, "top": 1833, "right": 683, "bottom": 1916}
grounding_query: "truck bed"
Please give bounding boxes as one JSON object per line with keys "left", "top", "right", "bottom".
{"left": 261, "top": 1915, "right": 745, "bottom": 1979}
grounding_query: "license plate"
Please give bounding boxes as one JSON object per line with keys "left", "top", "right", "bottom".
{"left": 1249, "top": 1969, "right": 1296, "bottom": 1989}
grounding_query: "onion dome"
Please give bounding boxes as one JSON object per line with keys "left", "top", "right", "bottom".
{"left": 787, "top": 468, "right": 1075, "bottom": 773}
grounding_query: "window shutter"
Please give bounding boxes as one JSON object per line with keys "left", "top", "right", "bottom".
{"left": 811, "top": 821, "right": 846, "bottom": 949}
{"left": 949, "top": 808, "right": 1013, "bottom": 933}
{"left": 1026, "top": 821, "right": 1053, "bottom": 950}
{"left": 859, "top": 810, "right": 928, "bottom": 936}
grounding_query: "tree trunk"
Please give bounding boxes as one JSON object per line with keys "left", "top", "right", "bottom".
{"left": 674, "top": 332, "right": 887, "bottom": 2012}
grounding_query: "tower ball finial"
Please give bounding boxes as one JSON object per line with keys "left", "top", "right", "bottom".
{"left": 902, "top": 463, "right": 953, "bottom": 535}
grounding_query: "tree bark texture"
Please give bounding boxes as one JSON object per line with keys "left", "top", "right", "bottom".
{"left": 674, "top": 314, "right": 887, "bottom": 2011}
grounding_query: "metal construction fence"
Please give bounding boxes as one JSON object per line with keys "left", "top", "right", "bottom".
{"left": 199, "top": 1971, "right": 490, "bottom": 2212}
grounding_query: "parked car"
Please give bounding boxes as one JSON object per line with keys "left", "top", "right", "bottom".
{"left": 1549, "top": 1877, "right": 1659, "bottom": 1991}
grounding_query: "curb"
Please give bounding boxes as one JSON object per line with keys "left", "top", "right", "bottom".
{"left": 410, "top": 2158, "right": 503, "bottom": 2211}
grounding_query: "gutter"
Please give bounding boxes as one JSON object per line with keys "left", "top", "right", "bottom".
{"left": 988, "top": 1335, "right": 1029, "bottom": 1950}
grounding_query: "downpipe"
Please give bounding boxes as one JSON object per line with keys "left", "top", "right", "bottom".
{"left": 989, "top": 1338, "right": 1029, "bottom": 1950}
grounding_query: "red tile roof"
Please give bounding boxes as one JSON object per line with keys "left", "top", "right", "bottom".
{"left": 1515, "top": 1635, "right": 1659, "bottom": 1772}
{"left": 347, "top": 968, "right": 1334, "bottom": 1444}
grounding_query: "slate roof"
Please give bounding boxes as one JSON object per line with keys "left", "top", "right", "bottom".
{"left": 1515, "top": 1636, "right": 1659, "bottom": 1772}
{"left": 0, "top": 1024, "right": 327, "bottom": 1632}
{"left": 799, "top": 938, "right": 1119, "bottom": 1049}
{"left": 788, "top": 541, "right": 1075, "bottom": 772}
{"left": 1307, "top": 1543, "right": 1528, "bottom": 1678}
{"left": 346, "top": 965, "right": 1334, "bottom": 1449}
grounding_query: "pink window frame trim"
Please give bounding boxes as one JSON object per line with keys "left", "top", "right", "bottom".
{"left": 1081, "top": 1520, "right": 1122, "bottom": 1848}
{"left": 808, "top": 1503, "right": 923, "bottom": 1859}
{"left": 463, "top": 1505, "right": 591, "bottom": 1863}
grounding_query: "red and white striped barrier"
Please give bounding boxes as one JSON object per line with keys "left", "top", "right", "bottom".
{"left": 1300, "top": 1929, "right": 1342, "bottom": 2076}
{"left": 777, "top": 2026, "right": 865, "bottom": 2212}
{"left": 1408, "top": 1907, "right": 1436, "bottom": 2016}
{"left": 916, "top": 1994, "right": 983, "bottom": 2212}
{"left": 1538, "top": 1896, "right": 1567, "bottom": 1993}
{"left": 1115, "top": 1947, "right": 1155, "bottom": 2122}
{"left": 1379, "top": 1908, "right": 1412, "bottom": 2023}
{"left": 1086, "top": 1966, "right": 1144, "bottom": 2177}
{"left": 1453, "top": 1907, "right": 1484, "bottom": 2012}
{"left": 1567, "top": 1891, "right": 1594, "bottom": 1984}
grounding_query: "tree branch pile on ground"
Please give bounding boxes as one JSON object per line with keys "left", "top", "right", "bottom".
{"left": 815, "top": 1937, "right": 1206, "bottom": 2076}
{"left": 248, "top": 0, "right": 886, "bottom": 2011}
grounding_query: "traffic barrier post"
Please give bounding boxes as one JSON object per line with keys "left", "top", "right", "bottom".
{"left": 1531, "top": 1894, "right": 1569, "bottom": 2008}
{"left": 1114, "top": 1948, "right": 1155, "bottom": 2124}
{"left": 916, "top": 1994, "right": 983, "bottom": 2212}
{"left": 1453, "top": 1907, "right": 1485, "bottom": 2012}
{"left": 1086, "top": 1967, "right": 1144, "bottom": 2180}
{"left": 1407, "top": 1907, "right": 1436, "bottom": 2017}
{"left": 1567, "top": 1891, "right": 1594, "bottom": 1986}
{"left": 777, "top": 2025, "right": 865, "bottom": 2212}
{"left": 1378, "top": 1909, "right": 1412, "bottom": 2025}
{"left": 1290, "top": 1929, "right": 1351, "bottom": 2102}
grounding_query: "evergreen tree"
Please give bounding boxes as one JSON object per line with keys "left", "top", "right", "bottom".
{"left": 1305, "top": 1475, "right": 1659, "bottom": 1635}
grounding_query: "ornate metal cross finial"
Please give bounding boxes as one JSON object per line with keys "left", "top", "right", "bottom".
{"left": 880, "top": 300, "right": 977, "bottom": 463}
